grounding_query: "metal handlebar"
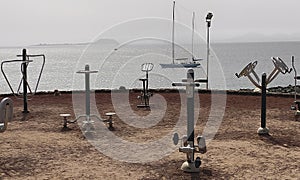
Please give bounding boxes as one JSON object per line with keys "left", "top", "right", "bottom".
{"left": 235, "top": 61, "right": 258, "bottom": 78}
{"left": 271, "top": 57, "right": 292, "bottom": 74}
{"left": 1, "top": 54, "right": 45, "bottom": 96}
{"left": 236, "top": 61, "right": 261, "bottom": 88}
{"left": 236, "top": 57, "right": 292, "bottom": 89}
{"left": 1, "top": 59, "right": 29, "bottom": 95}
{"left": 141, "top": 63, "right": 154, "bottom": 72}
{"left": 172, "top": 82, "right": 200, "bottom": 87}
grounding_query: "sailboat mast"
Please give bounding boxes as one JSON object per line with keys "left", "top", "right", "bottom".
{"left": 191, "top": 12, "right": 195, "bottom": 61}
{"left": 172, "top": 1, "right": 175, "bottom": 64}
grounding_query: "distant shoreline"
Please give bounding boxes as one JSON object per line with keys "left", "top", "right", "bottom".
{"left": 31, "top": 42, "right": 91, "bottom": 47}
{"left": 1, "top": 40, "right": 300, "bottom": 48}
{"left": 0, "top": 85, "right": 297, "bottom": 98}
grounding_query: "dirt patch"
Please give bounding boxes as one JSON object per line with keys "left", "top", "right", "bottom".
{"left": 0, "top": 92, "right": 299, "bottom": 179}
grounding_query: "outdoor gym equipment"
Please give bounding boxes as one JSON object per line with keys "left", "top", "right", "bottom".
{"left": 103, "top": 112, "right": 116, "bottom": 129}
{"left": 60, "top": 113, "right": 72, "bottom": 130}
{"left": 137, "top": 63, "right": 154, "bottom": 108}
{"left": 290, "top": 56, "right": 300, "bottom": 116}
{"left": 172, "top": 69, "right": 207, "bottom": 173}
{"left": 61, "top": 65, "right": 115, "bottom": 132}
{"left": 0, "top": 97, "right": 13, "bottom": 133}
{"left": 236, "top": 57, "right": 292, "bottom": 135}
{"left": 1, "top": 49, "right": 45, "bottom": 113}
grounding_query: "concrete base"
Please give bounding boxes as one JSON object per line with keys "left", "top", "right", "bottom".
{"left": 180, "top": 161, "right": 200, "bottom": 173}
{"left": 82, "top": 122, "right": 95, "bottom": 135}
{"left": 257, "top": 127, "right": 269, "bottom": 135}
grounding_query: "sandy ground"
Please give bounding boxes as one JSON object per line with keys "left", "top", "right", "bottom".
{"left": 0, "top": 91, "right": 299, "bottom": 179}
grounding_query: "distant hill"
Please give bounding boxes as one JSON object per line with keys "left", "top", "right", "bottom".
{"left": 215, "top": 32, "right": 300, "bottom": 43}
{"left": 32, "top": 39, "right": 119, "bottom": 47}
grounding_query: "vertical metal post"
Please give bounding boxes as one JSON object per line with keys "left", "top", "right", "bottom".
{"left": 146, "top": 71, "right": 149, "bottom": 92}
{"left": 257, "top": 73, "right": 269, "bottom": 135}
{"left": 172, "top": 1, "right": 175, "bottom": 64}
{"left": 187, "top": 69, "right": 195, "bottom": 149}
{"left": 145, "top": 71, "right": 149, "bottom": 106}
{"left": 76, "top": 64, "right": 98, "bottom": 134}
{"left": 22, "top": 49, "right": 29, "bottom": 113}
{"left": 85, "top": 65, "right": 90, "bottom": 119}
{"left": 292, "top": 56, "right": 297, "bottom": 103}
{"left": 206, "top": 25, "right": 210, "bottom": 90}
{"left": 172, "top": 69, "right": 203, "bottom": 172}
{"left": 205, "top": 12, "right": 213, "bottom": 90}
{"left": 261, "top": 73, "right": 266, "bottom": 129}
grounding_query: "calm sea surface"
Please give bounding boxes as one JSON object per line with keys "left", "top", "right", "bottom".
{"left": 1, "top": 41, "right": 300, "bottom": 94}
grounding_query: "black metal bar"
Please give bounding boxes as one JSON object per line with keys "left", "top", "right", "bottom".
{"left": 22, "top": 49, "right": 29, "bottom": 113}
{"left": 143, "top": 80, "right": 147, "bottom": 106}
{"left": 17, "top": 54, "right": 45, "bottom": 95}
{"left": 194, "top": 79, "right": 208, "bottom": 83}
{"left": 145, "top": 71, "right": 149, "bottom": 106}
{"left": 292, "top": 56, "right": 297, "bottom": 107}
{"left": 172, "top": 82, "right": 184, "bottom": 86}
{"left": 17, "top": 54, "right": 46, "bottom": 94}
{"left": 32, "top": 55, "right": 45, "bottom": 94}
{"left": 1, "top": 60, "right": 20, "bottom": 95}
{"left": 261, "top": 73, "right": 266, "bottom": 128}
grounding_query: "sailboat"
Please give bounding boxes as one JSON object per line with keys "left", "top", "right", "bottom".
{"left": 160, "top": 1, "right": 202, "bottom": 68}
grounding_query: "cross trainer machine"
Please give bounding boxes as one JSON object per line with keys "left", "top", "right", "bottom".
{"left": 1, "top": 49, "right": 45, "bottom": 113}
{"left": 172, "top": 69, "right": 207, "bottom": 173}
{"left": 137, "top": 63, "right": 154, "bottom": 108}
{"left": 236, "top": 57, "right": 292, "bottom": 135}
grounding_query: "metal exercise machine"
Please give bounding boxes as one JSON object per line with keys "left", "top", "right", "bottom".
{"left": 137, "top": 63, "right": 154, "bottom": 108}
{"left": 1, "top": 49, "right": 45, "bottom": 113}
{"left": 172, "top": 69, "right": 207, "bottom": 173}
{"left": 60, "top": 65, "right": 116, "bottom": 132}
{"left": 0, "top": 98, "right": 13, "bottom": 133}
{"left": 290, "top": 56, "right": 300, "bottom": 116}
{"left": 236, "top": 57, "right": 292, "bottom": 135}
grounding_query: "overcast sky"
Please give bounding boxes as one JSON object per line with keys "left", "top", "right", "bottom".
{"left": 0, "top": 0, "right": 300, "bottom": 46}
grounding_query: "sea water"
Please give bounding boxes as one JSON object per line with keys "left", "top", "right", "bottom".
{"left": 0, "top": 41, "right": 300, "bottom": 94}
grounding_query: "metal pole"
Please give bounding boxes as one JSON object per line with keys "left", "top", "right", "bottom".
{"left": 191, "top": 12, "right": 195, "bottom": 60}
{"left": 143, "top": 80, "right": 147, "bottom": 106}
{"left": 261, "top": 73, "right": 267, "bottom": 129}
{"left": 292, "top": 56, "right": 297, "bottom": 102}
{"left": 146, "top": 71, "right": 149, "bottom": 92}
{"left": 22, "top": 49, "right": 29, "bottom": 113}
{"left": 145, "top": 71, "right": 149, "bottom": 106}
{"left": 187, "top": 69, "right": 195, "bottom": 153}
{"left": 205, "top": 13, "right": 213, "bottom": 90}
{"left": 172, "top": 69, "right": 203, "bottom": 172}
{"left": 172, "top": 1, "right": 175, "bottom": 64}
{"left": 206, "top": 23, "right": 210, "bottom": 90}
{"left": 85, "top": 65, "right": 90, "bottom": 118}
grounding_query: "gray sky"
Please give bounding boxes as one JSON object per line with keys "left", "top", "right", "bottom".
{"left": 0, "top": 0, "right": 300, "bottom": 46}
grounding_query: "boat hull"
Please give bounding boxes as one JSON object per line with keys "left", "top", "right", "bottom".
{"left": 160, "top": 63, "right": 201, "bottom": 68}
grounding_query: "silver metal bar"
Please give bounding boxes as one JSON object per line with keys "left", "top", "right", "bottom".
{"left": 246, "top": 74, "right": 261, "bottom": 89}
{"left": 266, "top": 70, "right": 280, "bottom": 85}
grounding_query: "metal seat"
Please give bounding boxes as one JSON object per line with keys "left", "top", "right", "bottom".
{"left": 60, "top": 113, "right": 72, "bottom": 130}
{"left": 104, "top": 112, "right": 116, "bottom": 129}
